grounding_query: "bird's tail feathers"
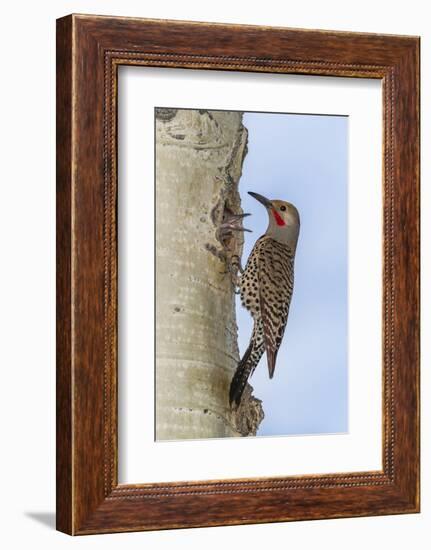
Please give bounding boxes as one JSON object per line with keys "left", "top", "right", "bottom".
{"left": 266, "top": 348, "right": 278, "bottom": 379}
{"left": 229, "top": 336, "right": 264, "bottom": 406}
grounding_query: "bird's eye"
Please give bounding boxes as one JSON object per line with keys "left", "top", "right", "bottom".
{"left": 280, "top": 205, "right": 286, "bottom": 212}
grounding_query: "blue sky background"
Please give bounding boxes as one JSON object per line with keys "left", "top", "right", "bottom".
{"left": 238, "top": 112, "right": 348, "bottom": 436}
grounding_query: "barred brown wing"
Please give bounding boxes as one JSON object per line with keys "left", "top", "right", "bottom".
{"left": 257, "top": 238, "right": 294, "bottom": 378}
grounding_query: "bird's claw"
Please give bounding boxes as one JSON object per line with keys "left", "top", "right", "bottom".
{"left": 230, "top": 254, "right": 244, "bottom": 274}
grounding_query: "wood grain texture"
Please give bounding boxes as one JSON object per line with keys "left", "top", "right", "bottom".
{"left": 56, "top": 16, "right": 73, "bottom": 535}
{"left": 56, "top": 14, "right": 420, "bottom": 535}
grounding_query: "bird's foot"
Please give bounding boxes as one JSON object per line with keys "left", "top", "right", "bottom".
{"left": 226, "top": 254, "right": 243, "bottom": 290}
{"left": 230, "top": 254, "right": 244, "bottom": 274}
{"left": 205, "top": 247, "right": 242, "bottom": 289}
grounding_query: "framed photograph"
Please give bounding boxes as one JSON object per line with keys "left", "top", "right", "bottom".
{"left": 56, "top": 14, "right": 420, "bottom": 535}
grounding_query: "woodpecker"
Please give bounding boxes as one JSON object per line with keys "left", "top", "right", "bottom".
{"left": 229, "top": 191, "right": 300, "bottom": 406}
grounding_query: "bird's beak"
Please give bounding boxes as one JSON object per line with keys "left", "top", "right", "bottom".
{"left": 248, "top": 191, "right": 272, "bottom": 208}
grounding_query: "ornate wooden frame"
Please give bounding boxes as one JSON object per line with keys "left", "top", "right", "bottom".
{"left": 56, "top": 14, "right": 420, "bottom": 535}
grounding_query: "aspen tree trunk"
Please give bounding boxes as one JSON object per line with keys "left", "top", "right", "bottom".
{"left": 155, "top": 108, "right": 264, "bottom": 440}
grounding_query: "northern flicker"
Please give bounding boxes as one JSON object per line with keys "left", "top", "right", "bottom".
{"left": 229, "top": 191, "right": 300, "bottom": 406}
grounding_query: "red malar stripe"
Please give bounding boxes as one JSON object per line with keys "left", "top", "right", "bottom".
{"left": 273, "top": 209, "right": 286, "bottom": 226}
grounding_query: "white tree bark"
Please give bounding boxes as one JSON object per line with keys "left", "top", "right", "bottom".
{"left": 155, "top": 108, "right": 264, "bottom": 440}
